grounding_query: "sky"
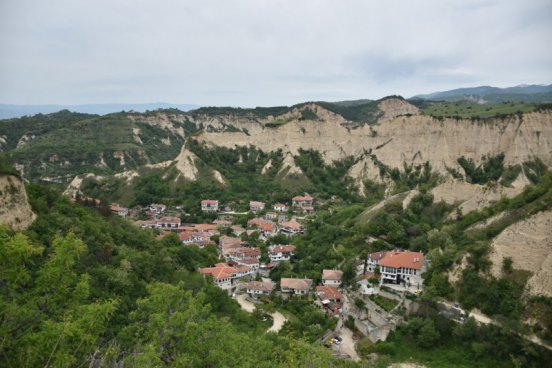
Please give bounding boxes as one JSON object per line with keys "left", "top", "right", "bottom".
{"left": 1, "top": 0, "right": 551, "bottom": 107}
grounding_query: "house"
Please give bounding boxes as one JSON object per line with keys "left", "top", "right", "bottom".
{"left": 280, "top": 278, "right": 313, "bottom": 295}
{"left": 322, "top": 269, "right": 343, "bottom": 287}
{"left": 249, "top": 201, "right": 266, "bottom": 213}
{"left": 156, "top": 216, "right": 181, "bottom": 229}
{"left": 136, "top": 217, "right": 181, "bottom": 229}
{"left": 214, "top": 219, "right": 232, "bottom": 228}
{"left": 259, "top": 222, "right": 278, "bottom": 238}
{"left": 368, "top": 251, "right": 424, "bottom": 284}
{"left": 225, "top": 247, "right": 261, "bottom": 269}
{"left": 201, "top": 199, "right": 219, "bottom": 212}
{"left": 247, "top": 217, "right": 264, "bottom": 228}
{"left": 316, "top": 285, "right": 342, "bottom": 303}
{"left": 265, "top": 211, "right": 278, "bottom": 220}
{"left": 302, "top": 205, "right": 315, "bottom": 214}
{"left": 273, "top": 203, "right": 288, "bottom": 212}
{"left": 280, "top": 219, "right": 304, "bottom": 234}
{"left": 110, "top": 204, "right": 129, "bottom": 217}
{"left": 199, "top": 262, "right": 253, "bottom": 291}
{"left": 179, "top": 231, "right": 194, "bottom": 244}
{"left": 242, "top": 281, "right": 275, "bottom": 296}
{"left": 292, "top": 195, "right": 313, "bottom": 208}
{"left": 149, "top": 203, "right": 166, "bottom": 214}
{"left": 268, "top": 244, "right": 296, "bottom": 263}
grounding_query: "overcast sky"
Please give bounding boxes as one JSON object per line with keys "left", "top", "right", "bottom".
{"left": 1, "top": 0, "right": 551, "bottom": 106}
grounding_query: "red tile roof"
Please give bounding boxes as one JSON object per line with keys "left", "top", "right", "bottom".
{"left": 280, "top": 219, "right": 303, "bottom": 230}
{"left": 199, "top": 263, "right": 238, "bottom": 280}
{"left": 269, "top": 244, "right": 296, "bottom": 254}
{"left": 316, "top": 285, "right": 342, "bottom": 301}
{"left": 201, "top": 199, "right": 218, "bottom": 205}
{"left": 379, "top": 251, "right": 424, "bottom": 270}
{"left": 292, "top": 195, "right": 313, "bottom": 201}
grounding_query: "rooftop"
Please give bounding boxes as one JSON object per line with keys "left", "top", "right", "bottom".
{"left": 379, "top": 251, "right": 424, "bottom": 270}
{"left": 322, "top": 269, "right": 343, "bottom": 280}
{"left": 281, "top": 278, "right": 313, "bottom": 290}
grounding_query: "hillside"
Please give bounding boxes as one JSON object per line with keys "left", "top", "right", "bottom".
{"left": 1, "top": 97, "right": 551, "bottom": 208}
{"left": 414, "top": 84, "right": 552, "bottom": 103}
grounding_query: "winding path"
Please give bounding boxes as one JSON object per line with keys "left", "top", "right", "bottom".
{"left": 234, "top": 294, "right": 288, "bottom": 333}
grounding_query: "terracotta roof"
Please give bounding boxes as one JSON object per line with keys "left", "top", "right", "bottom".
{"left": 179, "top": 232, "right": 194, "bottom": 241}
{"left": 292, "top": 195, "right": 313, "bottom": 201}
{"left": 260, "top": 222, "right": 275, "bottom": 231}
{"left": 201, "top": 199, "right": 218, "bottom": 205}
{"left": 273, "top": 203, "right": 287, "bottom": 208}
{"left": 379, "top": 251, "right": 424, "bottom": 270}
{"left": 247, "top": 218, "right": 264, "bottom": 227}
{"left": 281, "top": 278, "right": 312, "bottom": 291}
{"left": 199, "top": 263, "right": 238, "bottom": 280}
{"left": 316, "top": 285, "right": 342, "bottom": 301}
{"left": 243, "top": 281, "right": 275, "bottom": 292}
{"left": 194, "top": 223, "right": 218, "bottom": 231}
{"left": 322, "top": 269, "right": 343, "bottom": 281}
{"left": 250, "top": 201, "right": 265, "bottom": 207}
{"left": 280, "top": 219, "right": 303, "bottom": 230}
{"left": 269, "top": 244, "right": 296, "bottom": 254}
{"left": 227, "top": 247, "right": 261, "bottom": 258}
{"left": 239, "top": 257, "right": 260, "bottom": 265}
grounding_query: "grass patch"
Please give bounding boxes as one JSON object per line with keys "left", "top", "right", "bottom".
{"left": 369, "top": 294, "right": 398, "bottom": 312}
{"left": 421, "top": 101, "right": 536, "bottom": 119}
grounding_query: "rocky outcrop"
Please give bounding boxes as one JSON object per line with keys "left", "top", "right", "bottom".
{"left": 431, "top": 180, "right": 525, "bottom": 216}
{"left": 0, "top": 174, "right": 36, "bottom": 230}
{"left": 195, "top": 103, "right": 552, "bottom": 177}
{"left": 174, "top": 146, "right": 199, "bottom": 181}
{"left": 489, "top": 210, "right": 552, "bottom": 297}
{"left": 377, "top": 97, "right": 420, "bottom": 122}
{"left": 278, "top": 152, "right": 304, "bottom": 178}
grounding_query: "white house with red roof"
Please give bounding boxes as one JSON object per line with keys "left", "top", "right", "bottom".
{"left": 225, "top": 247, "right": 261, "bottom": 269}
{"left": 199, "top": 262, "right": 253, "bottom": 291}
{"left": 367, "top": 251, "right": 424, "bottom": 284}
{"left": 322, "top": 269, "right": 343, "bottom": 287}
{"left": 273, "top": 203, "right": 288, "bottom": 212}
{"left": 268, "top": 244, "right": 296, "bottom": 263}
{"left": 292, "top": 195, "right": 313, "bottom": 207}
{"left": 110, "top": 204, "right": 129, "bottom": 217}
{"left": 280, "top": 219, "right": 304, "bottom": 234}
{"left": 201, "top": 199, "right": 219, "bottom": 212}
{"left": 259, "top": 222, "right": 278, "bottom": 238}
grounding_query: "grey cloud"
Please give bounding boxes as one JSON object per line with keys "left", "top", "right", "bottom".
{"left": 0, "top": 0, "right": 550, "bottom": 106}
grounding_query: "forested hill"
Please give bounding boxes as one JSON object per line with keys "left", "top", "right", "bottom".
{"left": 0, "top": 184, "right": 357, "bottom": 368}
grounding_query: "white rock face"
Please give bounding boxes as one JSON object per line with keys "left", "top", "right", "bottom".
{"left": 174, "top": 146, "right": 199, "bottom": 181}
{"left": 0, "top": 174, "right": 36, "bottom": 231}
{"left": 195, "top": 105, "right": 552, "bottom": 176}
{"left": 278, "top": 152, "right": 304, "bottom": 178}
{"left": 212, "top": 170, "right": 227, "bottom": 185}
{"left": 489, "top": 210, "right": 552, "bottom": 297}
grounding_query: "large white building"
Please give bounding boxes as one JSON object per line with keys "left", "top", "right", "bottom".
{"left": 268, "top": 244, "right": 296, "bottom": 263}
{"left": 367, "top": 251, "right": 424, "bottom": 284}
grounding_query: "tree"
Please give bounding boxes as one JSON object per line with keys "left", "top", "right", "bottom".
{"left": 418, "top": 319, "right": 440, "bottom": 348}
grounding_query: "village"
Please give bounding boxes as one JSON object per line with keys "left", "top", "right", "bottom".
{"left": 108, "top": 195, "right": 427, "bottom": 361}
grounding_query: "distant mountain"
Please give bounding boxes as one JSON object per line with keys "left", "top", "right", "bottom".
{"left": 413, "top": 84, "right": 552, "bottom": 103}
{"left": 0, "top": 103, "right": 200, "bottom": 119}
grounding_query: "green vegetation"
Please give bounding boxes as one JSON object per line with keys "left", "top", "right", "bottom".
{"left": 0, "top": 111, "right": 185, "bottom": 182}
{"left": 0, "top": 153, "right": 19, "bottom": 176}
{"left": 317, "top": 99, "right": 382, "bottom": 124}
{"left": 360, "top": 303, "right": 552, "bottom": 368}
{"left": 421, "top": 101, "right": 536, "bottom": 119}
{"left": 369, "top": 294, "right": 399, "bottom": 312}
{"left": 0, "top": 184, "right": 356, "bottom": 368}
